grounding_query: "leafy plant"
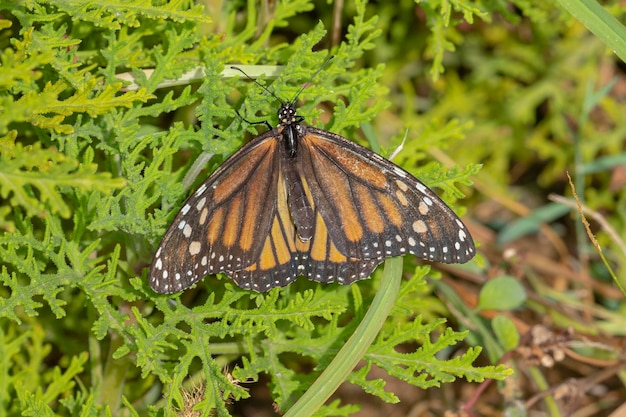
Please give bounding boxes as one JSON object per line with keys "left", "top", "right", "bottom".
{"left": 0, "top": 0, "right": 547, "bottom": 416}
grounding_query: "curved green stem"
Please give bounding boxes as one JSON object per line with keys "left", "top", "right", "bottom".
{"left": 284, "top": 257, "right": 403, "bottom": 417}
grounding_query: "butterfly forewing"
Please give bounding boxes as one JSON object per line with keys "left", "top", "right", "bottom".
{"left": 150, "top": 132, "right": 281, "bottom": 293}
{"left": 299, "top": 126, "right": 475, "bottom": 264}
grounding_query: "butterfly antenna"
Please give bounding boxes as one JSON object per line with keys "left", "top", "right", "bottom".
{"left": 230, "top": 66, "right": 284, "bottom": 104}
{"left": 291, "top": 55, "right": 334, "bottom": 104}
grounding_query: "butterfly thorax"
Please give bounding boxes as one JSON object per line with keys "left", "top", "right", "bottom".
{"left": 278, "top": 103, "right": 305, "bottom": 158}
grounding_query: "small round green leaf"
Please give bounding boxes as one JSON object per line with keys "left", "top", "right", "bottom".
{"left": 477, "top": 275, "right": 526, "bottom": 311}
{"left": 492, "top": 315, "right": 520, "bottom": 351}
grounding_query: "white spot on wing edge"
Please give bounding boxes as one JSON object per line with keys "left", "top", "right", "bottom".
{"left": 415, "top": 182, "right": 427, "bottom": 193}
{"left": 393, "top": 167, "right": 407, "bottom": 178}
{"left": 195, "top": 183, "right": 208, "bottom": 196}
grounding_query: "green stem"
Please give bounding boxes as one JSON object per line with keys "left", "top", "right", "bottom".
{"left": 284, "top": 257, "right": 403, "bottom": 416}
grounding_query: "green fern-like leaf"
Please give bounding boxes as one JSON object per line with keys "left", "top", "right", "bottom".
{"left": 368, "top": 322, "right": 511, "bottom": 388}
{"left": 46, "top": 0, "right": 210, "bottom": 30}
{"left": 0, "top": 142, "right": 125, "bottom": 218}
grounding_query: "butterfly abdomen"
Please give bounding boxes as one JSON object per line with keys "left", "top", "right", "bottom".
{"left": 283, "top": 160, "right": 315, "bottom": 241}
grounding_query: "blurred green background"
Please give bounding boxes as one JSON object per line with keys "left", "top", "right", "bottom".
{"left": 1, "top": 1, "right": 625, "bottom": 416}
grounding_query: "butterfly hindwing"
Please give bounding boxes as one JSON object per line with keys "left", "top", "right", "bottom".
{"left": 228, "top": 166, "right": 383, "bottom": 290}
{"left": 228, "top": 165, "right": 299, "bottom": 290}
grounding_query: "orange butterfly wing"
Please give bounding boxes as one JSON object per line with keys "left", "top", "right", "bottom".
{"left": 298, "top": 127, "right": 474, "bottom": 265}
{"left": 150, "top": 112, "right": 475, "bottom": 293}
{"left": 150, "top": 131, "right": 281, "bottom": 293}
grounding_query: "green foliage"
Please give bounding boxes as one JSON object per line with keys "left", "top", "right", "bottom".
{"left": 0, "top": 143, "right": 125, "bottom": 219}
{"left": 477, "top": 276, "right": 527, "bottom": 311}
{"left": 492, "top": 315, "right": 520, "bottom": 352}
{"left": 0, "top": 324, "right": 93, "bottom": 416}
{"left": 13, "top": 0, "right": 626, "bottom": 415}
{"left": 377, "top": 0, "right": 626, "bottom": 288}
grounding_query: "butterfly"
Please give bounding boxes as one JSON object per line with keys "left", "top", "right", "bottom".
{"left": 149, "top": 65, "right": 475, "bottom": 294}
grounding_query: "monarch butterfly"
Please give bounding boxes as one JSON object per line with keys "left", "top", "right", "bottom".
{"left": 149, "top": 64, "right": 475, "bottom": 294}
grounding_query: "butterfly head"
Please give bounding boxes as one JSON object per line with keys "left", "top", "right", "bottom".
{"left": 278, "top": 103, "right": 300, "bottom": 126}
